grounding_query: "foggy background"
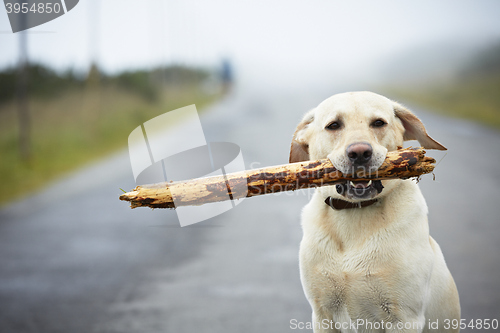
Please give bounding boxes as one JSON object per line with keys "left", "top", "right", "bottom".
{"left": 2, "top": 0, "right": 499, "bottom": 87}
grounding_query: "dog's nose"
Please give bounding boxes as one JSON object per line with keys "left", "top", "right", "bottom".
{"left": 346, "top": 142, "right": 373, "bottom": 166}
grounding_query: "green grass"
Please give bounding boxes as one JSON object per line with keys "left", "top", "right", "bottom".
{"left": 385, "top": 75, "right": 500, "bottom": 129}
{"left": 0, "top": 84, "right": 221, "bottom": 205}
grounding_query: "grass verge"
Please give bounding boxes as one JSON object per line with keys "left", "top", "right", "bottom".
{"left": 0, "top": 84, "right": 221, "bottom": 205}
{"left": 385, "top": 75, "right": 500, "bottom": 129}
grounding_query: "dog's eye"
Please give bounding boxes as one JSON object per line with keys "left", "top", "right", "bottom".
{"left": 371, "top": 119, "right": 386, "bottom": 128}
{"left": 326, "top": 121, "right": 341, "bottom": 130}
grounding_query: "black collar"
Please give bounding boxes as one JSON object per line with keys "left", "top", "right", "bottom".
{"left": 325, "top": 196, "right": 378, "bottom": 210}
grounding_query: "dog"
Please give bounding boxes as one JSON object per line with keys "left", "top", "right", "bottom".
{"left": 290, "top": 92, "right": 459, "bottom": 332}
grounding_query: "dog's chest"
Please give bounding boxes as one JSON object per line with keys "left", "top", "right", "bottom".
{"left": 302, "top": 249, "right": 396, "bottom": 320}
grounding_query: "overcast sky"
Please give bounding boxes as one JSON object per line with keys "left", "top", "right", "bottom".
{"left": 1, "top": 0, "right": 499, "bottom": 86}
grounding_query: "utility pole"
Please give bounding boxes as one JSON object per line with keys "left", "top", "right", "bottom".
{"left": 17, "top": 13, "right": 31, "bottom": 163}
{"left": 87, "top": 0, "right": 100, "bottom": 87}
{"left": 84, "top": 0, "right": 101, "bottom": 125}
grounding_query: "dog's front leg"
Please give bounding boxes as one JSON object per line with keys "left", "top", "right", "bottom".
{"left": 311, "top": 310, "right": 340, "bottom": 333}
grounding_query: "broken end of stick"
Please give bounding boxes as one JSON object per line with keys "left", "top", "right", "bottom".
{"left": 417, "top": 153, "right": 436, "bottom": 175}
{"left": 398, "top": 150, "right": 436, "bottom": 180}
{"left": 119, "top": 186, "right": 176, "bottom": 209}
{"left": 119, "top": 190, "right": 140, "bottom": 209}
{"left": 119, "top": 190, "right": 139, "bottom": 201}
{"left": 422, "top": 162, "right": 436, "bottom": 174}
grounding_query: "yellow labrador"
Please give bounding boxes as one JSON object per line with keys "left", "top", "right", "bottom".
{"left": 290, "top": 92, "right": 459, "bottom": 332}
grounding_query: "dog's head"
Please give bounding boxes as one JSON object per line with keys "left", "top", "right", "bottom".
{"left": 289, "top": 91, "right": 446, "bottom": 202}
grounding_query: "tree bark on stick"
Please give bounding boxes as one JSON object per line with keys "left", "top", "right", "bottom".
{"left": 119, "top": 147, "right": 435, "bottom": 209}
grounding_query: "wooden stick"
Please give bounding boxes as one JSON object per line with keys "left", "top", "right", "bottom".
{"left": 119, "top": 147, "right": 435, "bottom": 209}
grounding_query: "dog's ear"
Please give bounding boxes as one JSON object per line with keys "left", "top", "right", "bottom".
{"left": 393, "top": 102, "right": 447, "bottom": 150}
{"left": 289, "top": 110, "right": 315, "bottom": 163}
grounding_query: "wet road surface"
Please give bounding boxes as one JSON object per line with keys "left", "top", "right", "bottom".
{"left": 1, "top": 84, "right": 499, "bottom": 332}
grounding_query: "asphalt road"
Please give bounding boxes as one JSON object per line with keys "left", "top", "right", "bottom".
{"left": 0, "top": 83, "right": 499, "bottom": 332}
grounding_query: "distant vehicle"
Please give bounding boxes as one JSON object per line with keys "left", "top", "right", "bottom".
{"left": 220, "top": 59, "right": 233, "bottom": 92}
